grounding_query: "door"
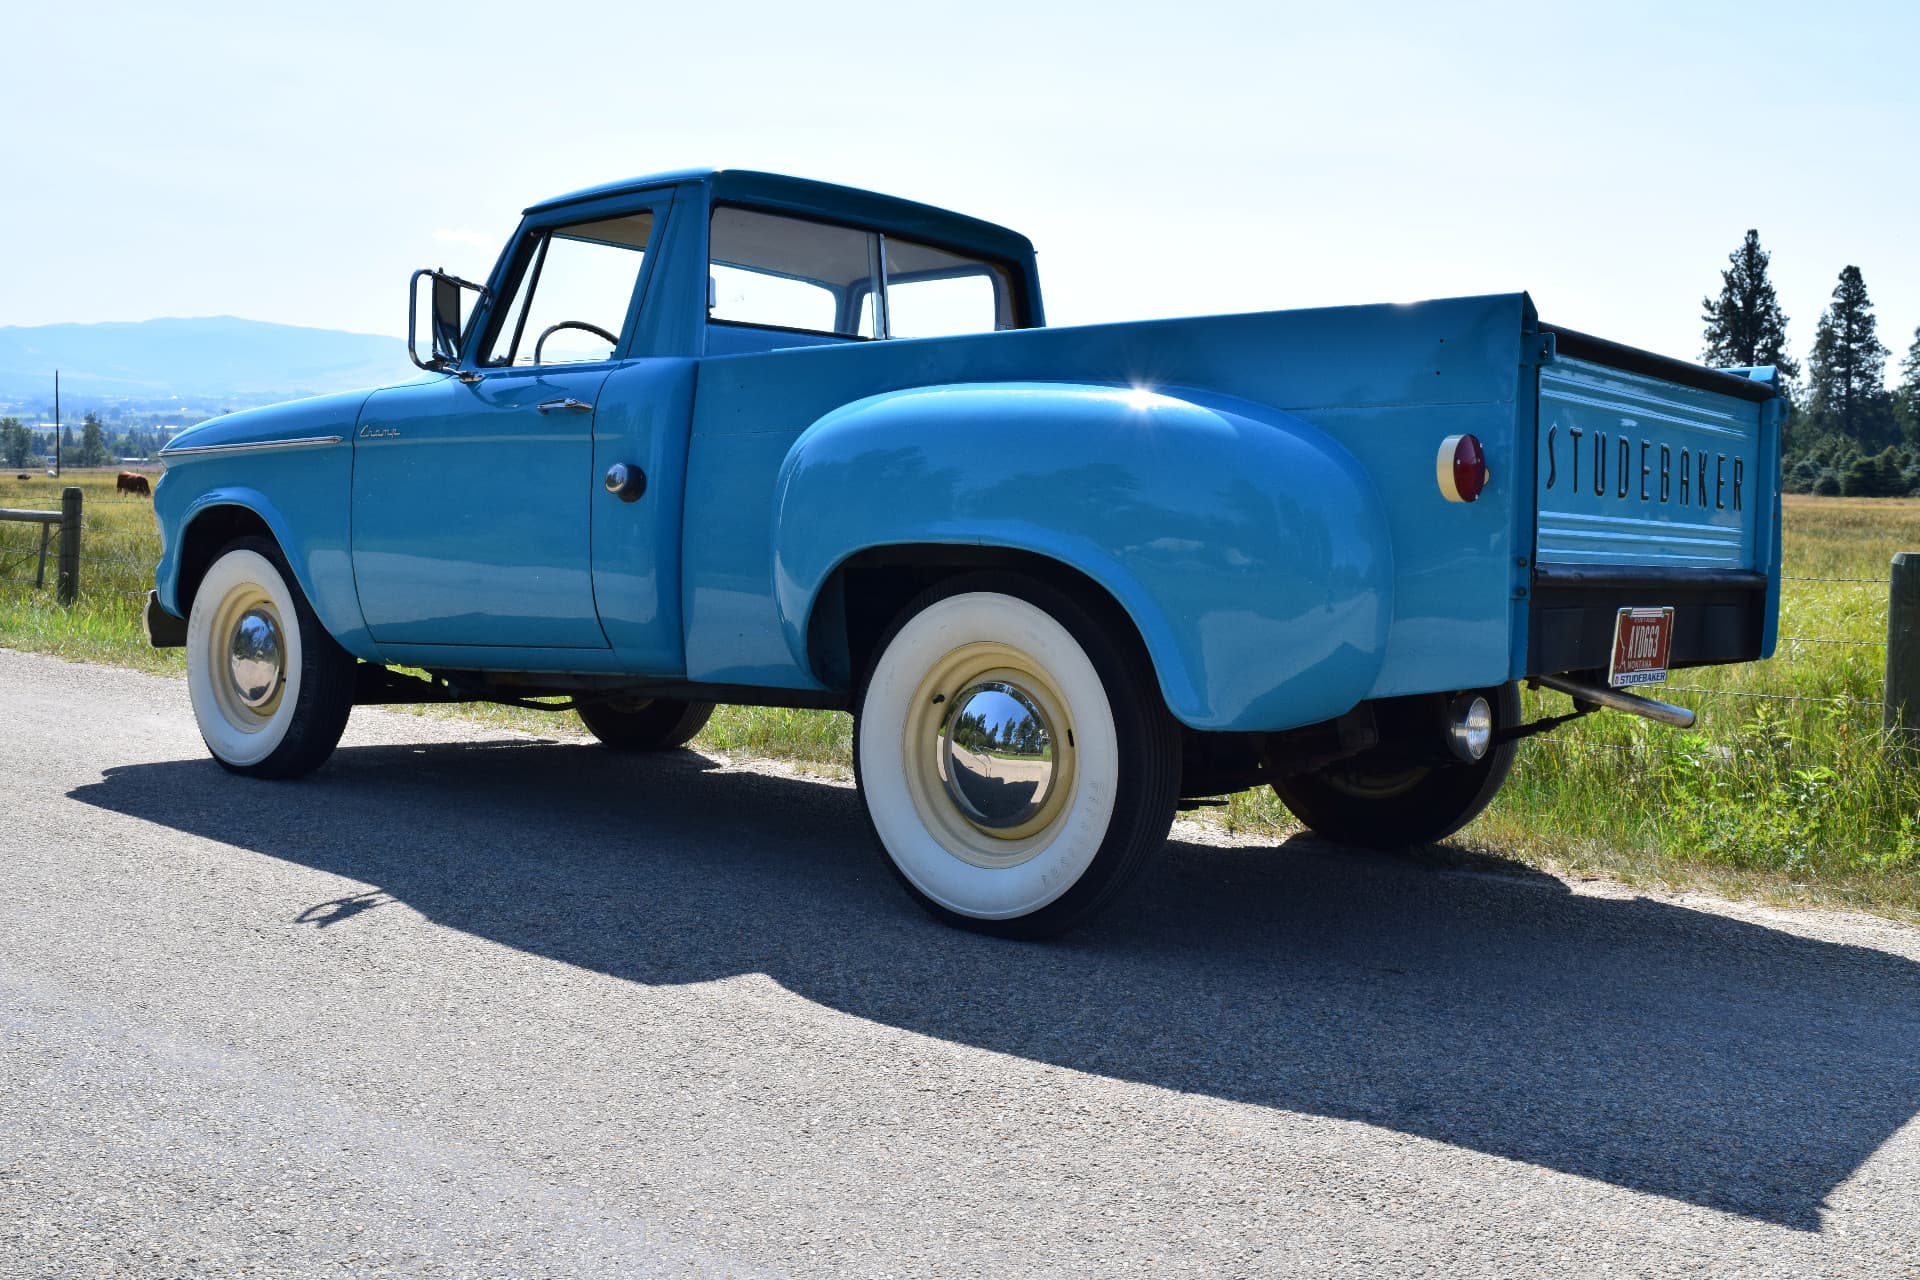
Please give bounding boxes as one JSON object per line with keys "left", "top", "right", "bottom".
{"left": 351, "top": 203, "right": 663, "bottom": 650}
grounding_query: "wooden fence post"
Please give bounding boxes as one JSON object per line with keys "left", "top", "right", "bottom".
{"left": 1885, "top": 552, "right": 1920, "bottom": 752}
{"left": 57, "top": 485, "right": 81, "bottom": 605}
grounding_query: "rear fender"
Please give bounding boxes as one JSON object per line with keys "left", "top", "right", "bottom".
{"left": 771, "top": 382, "right": 1394, "bottom": 732}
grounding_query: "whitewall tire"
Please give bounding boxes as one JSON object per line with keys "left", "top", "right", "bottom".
{"left": 854, "top": 575, "right": 1180, "bottom": 938}
{"left": 186, "top": 538, "right": 354, "bottom": 778}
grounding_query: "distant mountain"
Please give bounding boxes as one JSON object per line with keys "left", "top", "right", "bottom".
{"left": 0, "top": 317, "right": 414, "bottom": 405}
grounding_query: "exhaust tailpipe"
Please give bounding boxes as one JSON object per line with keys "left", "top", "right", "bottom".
{"left": 1530, "top": 674, "right": 1696, "bottom": 729}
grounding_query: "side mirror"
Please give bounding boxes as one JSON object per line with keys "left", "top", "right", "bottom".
{"left": 408, "top": 268, "right": 489, "bottom": 376}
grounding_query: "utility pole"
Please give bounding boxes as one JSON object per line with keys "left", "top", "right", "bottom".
{"left": 53, "top": 370, "right": 61, "bottom": 476}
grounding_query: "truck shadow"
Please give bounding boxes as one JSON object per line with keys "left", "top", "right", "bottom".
{"left": 71, "top": 739, "right": 1920, "bottom": 1231}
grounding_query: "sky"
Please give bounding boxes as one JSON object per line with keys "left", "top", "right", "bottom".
{"left": 3, "top": 0, "right": 1916, "bottom": 378}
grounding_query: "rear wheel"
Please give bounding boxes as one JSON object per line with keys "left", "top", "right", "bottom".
{"left": 186, "top": 538, "right": 354, "bottom": 779}
{"left": 854, "top": 574, "right": 1180, "bottom": 938}
{"left": 1272, "top": 683, "right": 1521, "bottom": 848}
{"left": 577, "top": 697, "right": 714, "bottom": 751}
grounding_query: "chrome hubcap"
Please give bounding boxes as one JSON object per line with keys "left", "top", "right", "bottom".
{"left": 938, "top": 681, "right": 1057, "bottom": 831}
{"left": 227, "top": 607, "right": 283, "bottom": 709}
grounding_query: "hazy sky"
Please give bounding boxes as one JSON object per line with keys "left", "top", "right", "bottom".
{"left": 4, "top": 0, "right": 1916, "bottom": 376}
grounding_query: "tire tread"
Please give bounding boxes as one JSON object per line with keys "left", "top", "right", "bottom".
{"left": 577, "top": 698, "right": 716, "bottom": 751}
{"left": 1272, "top": 684, "right": 1521, "bottom": 848}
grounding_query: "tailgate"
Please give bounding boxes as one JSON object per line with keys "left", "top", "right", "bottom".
{"left": 1526, "top": 326, "right": 1783, "bottom": 675}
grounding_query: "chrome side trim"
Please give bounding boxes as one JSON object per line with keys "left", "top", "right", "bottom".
{"left": 158, "top": 435, "right": 345, "bottom": 467}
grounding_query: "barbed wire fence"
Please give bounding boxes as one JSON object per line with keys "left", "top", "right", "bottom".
{"left": 1663, "top": 572, "right": 1893, "bottom": 716}
{"left": 0, "top": 482, "right": 168, "bottom": 603}
{"left": 0, "top": 485, "right": 82, "bottom": 603}
{"left": 0, "top": 549, "right": 159, "bottom": 598}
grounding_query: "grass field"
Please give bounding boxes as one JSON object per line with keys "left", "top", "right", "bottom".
{"left": 4, "top": 470, "right": 1916, "bottom": 917}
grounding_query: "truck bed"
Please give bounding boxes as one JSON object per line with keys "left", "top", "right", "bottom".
{"left": 681, "top": 292, "right": 1781, "bottom": 728}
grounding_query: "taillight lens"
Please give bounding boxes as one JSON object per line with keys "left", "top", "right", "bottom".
{"left": 1437, "top": 433, "right": 1489, "bottom": 503}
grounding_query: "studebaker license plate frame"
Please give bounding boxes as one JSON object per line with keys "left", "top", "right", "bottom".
{"left": 1608, "top": 606, "right": 1675, "bottom": 688}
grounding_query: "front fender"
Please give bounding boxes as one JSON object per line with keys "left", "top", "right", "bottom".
{"left": 154, "top": 389, "right": 375, "bottom": 659}
{"left": 771, "top": 382, "right": 1394, "bottom": 732}
{"left": 154, "top": 481, "right": 375, "bottom": 662}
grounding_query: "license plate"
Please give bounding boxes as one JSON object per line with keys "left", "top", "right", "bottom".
{"left": 1609, "top": 607, "right": 1674, "bottom": 687}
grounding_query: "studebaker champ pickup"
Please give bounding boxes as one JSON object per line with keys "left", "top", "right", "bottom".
{"left": 148, "top": 168, "right": 1786, "bottom": 936}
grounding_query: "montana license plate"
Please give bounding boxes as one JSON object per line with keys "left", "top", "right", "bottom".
{"left": 1609, "top": 607, "right": 1674, "bottom": 687}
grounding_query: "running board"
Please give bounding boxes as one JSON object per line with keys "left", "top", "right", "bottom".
{"left": 1530, "top": 674, "right": 1697, "bottom": 729}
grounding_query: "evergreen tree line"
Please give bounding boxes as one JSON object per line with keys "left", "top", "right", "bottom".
{"left": 0, "top": 412, "right": 167, "bottom": 469}
{"left": 1700, "top": 230, "right": 1920, "bottom": 495}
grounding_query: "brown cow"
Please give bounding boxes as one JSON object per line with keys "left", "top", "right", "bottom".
{"left": 117, "top": 471, "right": 151, "bottom": 497}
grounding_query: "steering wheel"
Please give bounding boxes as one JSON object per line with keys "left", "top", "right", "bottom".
{"left": 533, "top": 320, "right": 619, "bottom": 364}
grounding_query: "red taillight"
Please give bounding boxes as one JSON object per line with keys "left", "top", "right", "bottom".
{"left": 1437, "top": 433, "right": 1489, "bottom": 503}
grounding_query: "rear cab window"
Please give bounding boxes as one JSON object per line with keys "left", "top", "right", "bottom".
{"left": 710, "top": 207, "right": 877, "bottom": 339}
{"left": 707, "top": 205, "right": 1018, "bottom": 347}
{"left": 879, "top": 237, "right": 1012, "bottom": 339}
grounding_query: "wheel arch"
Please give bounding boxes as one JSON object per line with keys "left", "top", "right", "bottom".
{"left": 161, "top": 488, "right": 376, "bottom": 661}
{"left": 173, "top": 502, "right": 279, "bottom": 618}
{"left": 770, "top": 381, "right": 1396, "bottom": 732}
{"left": 806, "top": 543, "right": 1163, "bottom": 701}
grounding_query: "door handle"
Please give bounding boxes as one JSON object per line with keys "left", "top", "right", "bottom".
{"left": 537, "top": 398, "right": 593, "bottom": 414}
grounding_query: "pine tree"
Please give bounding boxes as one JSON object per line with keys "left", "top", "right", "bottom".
{"left": 79, "top": 412, "right": 110, "bottom": 468}
{"left": 1843, "top": 454, "right": 1882, "bottom": 496}
{"left": 1897, "top": 326, "right": 1920, "bottom": 444}
{"left": 1, "top": 417, "right": 27, "bottom": 469}
{"left": 1807, "top": 265, "right": 1894, "bottom": 447}
{"left": 1876, "top": 446, "right": 1907, "bottom": 496}
{"left": 1701, "top": 229, "right": 1798, "bottom": 380}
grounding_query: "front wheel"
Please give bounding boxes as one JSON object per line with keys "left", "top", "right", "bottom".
{"left": 854, "top": 575, "right": 1181, "bottom": 939}
{"left": 1271, "top": 683, "right": 1521, "bottom": 848}
{"left": 186, "top": 538, "right": 355, "bottom": 778}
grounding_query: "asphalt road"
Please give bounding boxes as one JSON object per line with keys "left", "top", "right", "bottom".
{"left": 3, "top": 646, "right": 1918, "bottom": 1278}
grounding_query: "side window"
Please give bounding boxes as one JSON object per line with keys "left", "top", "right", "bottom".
{"left": 484, "top": 211, "right": 654, "bottom": 366}
{"left": 883, "top": 237, "right": 1012, "bottom": 339}
{"left": 709, "top": 207, "right": 877, "bottom": 338}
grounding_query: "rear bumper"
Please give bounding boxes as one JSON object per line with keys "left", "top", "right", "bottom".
{"left": 1526, "top": 565, "right": 1766, "bottom": 674}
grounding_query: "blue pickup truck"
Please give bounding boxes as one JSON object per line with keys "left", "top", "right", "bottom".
{"left": 148, "top": 168, "right": 1785, "bottom": 936}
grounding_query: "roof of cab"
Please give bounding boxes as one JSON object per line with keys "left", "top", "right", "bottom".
{"left": 522, "top": 168, "right": 1037, "bottom": 261}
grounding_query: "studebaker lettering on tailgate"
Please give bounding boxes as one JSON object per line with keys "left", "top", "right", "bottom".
{"left": 146, "top": 169, "right": 1787, "bottom": 937}
{"left": 1545, "top": 427, "right": 1744, "bottom": 511}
